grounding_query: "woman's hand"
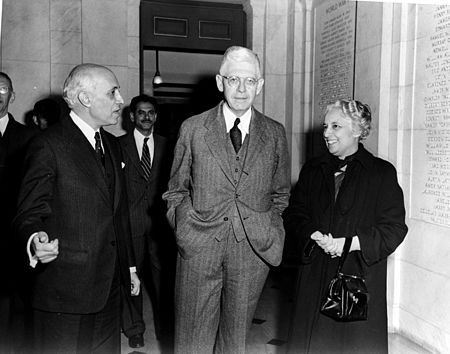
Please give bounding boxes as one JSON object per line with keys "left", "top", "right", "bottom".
{"left": 311, "top": 231, "right": 346, "bottom": 257}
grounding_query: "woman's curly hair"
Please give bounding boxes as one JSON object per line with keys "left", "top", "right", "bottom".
{"left": 326, "top": 99, "right": 372, "bottom": 140}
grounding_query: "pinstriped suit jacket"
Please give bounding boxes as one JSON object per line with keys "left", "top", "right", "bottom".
{"left": 119, "top": 132, "right": 170, "bottom": 269}
{"left": 163, "top": 102, "right": 290, "bottom": 266}
{"left": 14, "top": 114, "right": 135, "bottom": 314}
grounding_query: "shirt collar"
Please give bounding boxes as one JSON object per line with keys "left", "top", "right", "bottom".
{"left": 70, "top": 111, "right": 100, "bottom": 149}
{"left": 133, "top": 128, "right": 153, "bottom": 146}
{"left": 0, "top": 113, "right": 8, "bottom": 135}
{"left": 222, "top": 103, "right": 251, "bottom": 135}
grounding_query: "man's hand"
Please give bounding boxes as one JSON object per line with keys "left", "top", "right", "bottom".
{"left": 130, "top": 272, "right": 141, "bottom": 296}
{"left": 32, "top": 232, "right": 59, "bottom": 263}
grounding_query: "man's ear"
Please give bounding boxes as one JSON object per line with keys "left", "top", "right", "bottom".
{"left": 130, "top": 112, "right": 135, "bottom": 123}
{"left": 256, "top": 78, "right": 264, "bottom": 95}
{"left": 32, "top": 115, "right": 38, "bottom": 126}
{"left": 78, "top": 91, "right": 91, "bottom": 107}
{"left": 9, "top": 92, "right": 15, "bottom": 104}
{"left": 216, "top": 74, "right": 224, "bottom": 93}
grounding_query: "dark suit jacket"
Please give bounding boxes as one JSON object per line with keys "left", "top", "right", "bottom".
{"left": 163, "top": 102, "right": 291, "bottom": 266}
{"left": 0, "top": 114, "right": 36, "bottom": 229}
{"left": 14, "top": 114, "right": 135, "bottom": 314}
{"left": 118, "top": 132, "right": 171, "bottom": 270}
{"left": 0, "top": 114, "right": 36, "bottom": 293}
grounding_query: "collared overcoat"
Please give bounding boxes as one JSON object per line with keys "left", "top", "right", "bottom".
{"left": 284, "top": 145, "right": 408, "bottom": 354}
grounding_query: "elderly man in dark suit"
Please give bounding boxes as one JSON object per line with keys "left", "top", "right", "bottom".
{"left": 14, "top": 63, "right": 140, "bottom": 354}
{"left": 119, "top": 94, "right": 172, "bottom": 349}
{"left": 163, "top": 46, "right": 291, "bottom": 354}
{"left": 0, "top": 72, "right": 36, "bottom": 353}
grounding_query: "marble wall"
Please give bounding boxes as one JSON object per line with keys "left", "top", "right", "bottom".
{"left": 1, "top": 0, "right": 140, "bottom": 136}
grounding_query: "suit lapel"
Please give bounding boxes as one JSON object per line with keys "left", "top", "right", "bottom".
{"left": 122, "top": 133, "right": 146, "bottom": 180}
{"left": 101, "top": 129, "right": 121, "bottom": 211}
{"left": 62, "top": 116, "right": 110, "bottom": 204}
{"left": 2, "top": 115, "right": 22, "bottom": 144}
{"left": 241, "top": 109, "right": 267, "bottom": 176}
{"left": 152, "top": 134, "right": 164, "bottom": 169}
{"left": 204, "top": 104, "right": 234, "bottom": 184}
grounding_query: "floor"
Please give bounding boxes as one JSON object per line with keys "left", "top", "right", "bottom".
{"left": 121, "top": 267, "right": 433, "bottom": 354}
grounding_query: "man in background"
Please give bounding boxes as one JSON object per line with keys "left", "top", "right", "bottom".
{"left": 0, "top": 72, "right": 36, "bottom": 353}
{"left": 163, "top": 46, "right": 290, "bottom": 353}
{"left": 119, "top": 94, "right": 173, "bottom": 349}
{"left": 14, "top": 63, "right": 140, "bottom": 354}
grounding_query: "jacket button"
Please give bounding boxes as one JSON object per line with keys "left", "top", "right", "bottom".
{"left": 223, "top": 217, "right": 228, "bottom": 221}
{"left": 111, "top": 240, "right": 116, "bottom": 246}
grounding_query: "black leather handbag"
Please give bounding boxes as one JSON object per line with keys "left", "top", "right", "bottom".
{"left": 320, "top": 237, "right": 369, "bottom": 322}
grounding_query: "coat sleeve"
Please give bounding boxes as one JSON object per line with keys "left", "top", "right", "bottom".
{"left": 269, "top": 124, "right": 291, "bottom": 216}
{"left": 356, "top": 163, "right": 408, "bottom": 265}
{"left": 162, "top": 121, "right": 193, "bottom": 229}
{"left": 283, "top": 163, "right": 320, "bottom": 264}
{"left": 14, "top": 136, "right": 56, "bottom": 246}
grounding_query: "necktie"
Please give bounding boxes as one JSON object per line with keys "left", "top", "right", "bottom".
{"left": 141, "top": 137, "right": 152, "bottom": 180}
{"left": 230, "top": 118, "right": 242, "bottom": 153}
{"left": 94, "top": 132, "right": 104, "bottom": 167}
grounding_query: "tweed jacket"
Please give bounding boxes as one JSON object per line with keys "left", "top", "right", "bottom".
{"left": 163, "top": 102, "right": 290, "bottom": 266}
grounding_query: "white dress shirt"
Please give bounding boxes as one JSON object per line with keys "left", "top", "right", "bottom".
{"left": 223, "top": 104, "right": 251, "bottom": 143}
{"left": 0, "top": 113, "right": 9, "bottom": 135}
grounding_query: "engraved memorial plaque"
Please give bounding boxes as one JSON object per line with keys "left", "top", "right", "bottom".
{"left": 412, "top": 5, "right": 450, "bottom": 227}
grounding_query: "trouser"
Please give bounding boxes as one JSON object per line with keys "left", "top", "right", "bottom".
{"left": 174, "top": 233, "right": 270, "bottom": 354}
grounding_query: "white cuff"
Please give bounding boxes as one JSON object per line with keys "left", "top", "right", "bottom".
{"left": 129, "top": 266, "right": 137, "bottom": 273}
{"left": 27, "top": 233, "right": 39, "bottom": 268}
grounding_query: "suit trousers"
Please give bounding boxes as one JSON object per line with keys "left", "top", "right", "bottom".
{"left": 121, "top": 249, "right": 161, "bottom": 339}
{"left": 174, "top": 229, "right": 270, "bottom": 354}
{"left": 32, "top": 262, "right": 121, "bottom": 354}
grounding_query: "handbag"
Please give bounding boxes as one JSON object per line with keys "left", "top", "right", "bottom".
{"left": 320, "top": 237, "right": 369, "bottom": 321}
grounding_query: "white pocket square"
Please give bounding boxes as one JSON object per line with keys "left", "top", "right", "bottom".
{"left": 121, "top": 162, "right": 125, "bottom": 169}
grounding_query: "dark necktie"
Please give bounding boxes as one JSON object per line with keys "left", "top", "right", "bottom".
{"left": 230, "top": 118, "right": 242, "bottom": 153}
{"left": 141, "top": 137, "right": 152, "bottom": 180}
{"left": 94, "top": 132, "right": 104, "bottom": 167}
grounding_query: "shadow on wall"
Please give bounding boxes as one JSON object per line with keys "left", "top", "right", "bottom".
{"left": 23, "top": 95, "right": 67, "bottom": 131}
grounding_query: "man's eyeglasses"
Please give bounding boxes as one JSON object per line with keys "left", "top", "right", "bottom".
{"left": 220, "top": 75, "right": 259, "bottom": 88}
{"left": 0, "top": 87, "right": 11, "bottom": 95}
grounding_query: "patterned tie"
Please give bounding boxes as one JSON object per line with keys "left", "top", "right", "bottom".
{"left": 94, "top": 132, "right": 104, "bottom": 167}
{"left": 141, "top": 137, "right": 152, "bottom": 180}
{"left": 230, "top": 118, "right": 242, "bottom": 153}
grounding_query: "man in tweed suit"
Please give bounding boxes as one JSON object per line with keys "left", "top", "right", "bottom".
{"left": 163, "top": 46, "right": 290, "bottom": 353}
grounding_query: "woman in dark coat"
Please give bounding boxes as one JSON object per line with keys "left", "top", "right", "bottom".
{"left": 284, "top": 99, "right": 408, "bottom": 353}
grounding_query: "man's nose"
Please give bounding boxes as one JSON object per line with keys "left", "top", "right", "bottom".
{"left": 237, "top": 78, "right": 246, "bottom": 92}
{"left": 115, "top": 91, "right": 124, "bottom": 104}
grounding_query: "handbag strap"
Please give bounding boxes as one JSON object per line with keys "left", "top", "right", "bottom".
{"left": 336, "top": 237, "right": 352, "bottom": 274}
